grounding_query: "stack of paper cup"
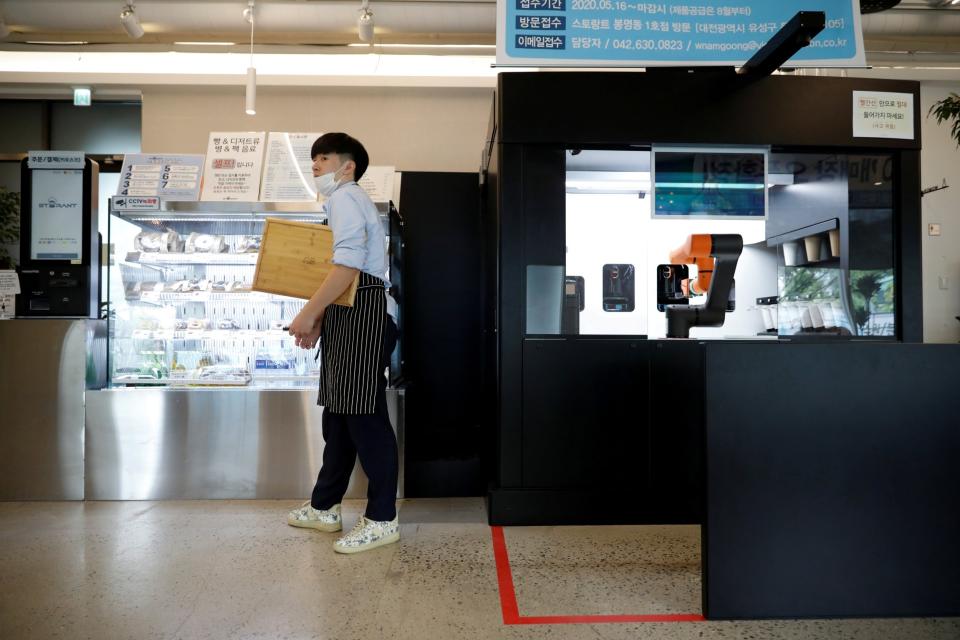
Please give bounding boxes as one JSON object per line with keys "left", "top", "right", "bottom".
{"left": 828, "top": 229, "right": 840, "bottom": 257}
{"left": 799, "top": 303, "right": 813, "bottom": 330}
{"left": 783, "top": 241, "right": 801, "bottom": 266}
{"left": 804, "top": 235, "right": 822, "bottom": 263}
{"left": 818, "top": 300, "right": 836, "bottom": 328}
{"left": 808, "top": 302, "right": 824, "bottom": 329}
{"left": 759, "top": 306, "right": 775, "bottom": 331}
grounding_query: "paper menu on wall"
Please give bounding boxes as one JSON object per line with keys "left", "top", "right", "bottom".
{"left": 357, "top": 166, "right": 396, "bottom": 204}
{"left": 117, "top": 154, "right": 205, "bottom": 201}
{"left": 259, "top": 132, "right": 323, "bottom": 202}
{"left": 200, "top": 132, "right": 267, "bottom": 202}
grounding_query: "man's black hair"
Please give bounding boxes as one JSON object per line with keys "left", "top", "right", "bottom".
{"left": 311, "top": 132, "right": 369, "bottom": 181}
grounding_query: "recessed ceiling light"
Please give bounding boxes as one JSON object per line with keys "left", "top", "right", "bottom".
{"left": 26, "top": 40, "right": 89, "bottom": 45}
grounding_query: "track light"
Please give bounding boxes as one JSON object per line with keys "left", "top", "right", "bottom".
{"left": 120, "top": 2, "right": 144, "bottom": 40}
{"left": 358, "top": 1, "right": 374, "bottom": 44}
{"left": 246, "top": 67, "right": 256, "bottom": 115}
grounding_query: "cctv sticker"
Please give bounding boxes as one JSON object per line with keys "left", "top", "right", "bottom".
{"left": 111, "top": 195, "right": 160, "bottom": 211}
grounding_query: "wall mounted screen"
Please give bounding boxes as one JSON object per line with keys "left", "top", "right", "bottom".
{"left": 653, "top": 149, "right": 766, "bottom": 219}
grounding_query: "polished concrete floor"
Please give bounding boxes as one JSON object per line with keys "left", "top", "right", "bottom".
{"left": 0, "top": 498, "right": 958, "bottom": 640}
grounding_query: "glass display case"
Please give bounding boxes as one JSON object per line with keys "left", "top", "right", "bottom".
{"left": 107, "top": 200, "right": 343, "bottom": 388}
{"left": 768, "top": 152, "right": 896, "bottom": 339}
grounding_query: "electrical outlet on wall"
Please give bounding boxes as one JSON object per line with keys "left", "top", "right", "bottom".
{"left": 939, "top": 276, "right": 949, "bottom": 290}
{"left": 929, "top": 223, "right": 942, "bottom": 236}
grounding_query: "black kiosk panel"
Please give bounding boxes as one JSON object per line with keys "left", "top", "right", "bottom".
{"left": 16, "top": 155, "right": 100, "bottom": 318}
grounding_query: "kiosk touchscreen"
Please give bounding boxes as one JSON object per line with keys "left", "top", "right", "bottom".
{"left": 16, "top": 153, "right": 100, "bottom": 318}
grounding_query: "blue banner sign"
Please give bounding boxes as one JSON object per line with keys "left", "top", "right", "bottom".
{"left": 497, "top": 0, "right": 866, "bottom": 67}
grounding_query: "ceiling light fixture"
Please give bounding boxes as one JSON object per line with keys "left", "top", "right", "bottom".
{"left": 243, "top": 0, "right": 256, "bottom": 115}
{"left": 358, "top": 0, "right": 375, "bottom": 44}
{"left": 120, "top": 2, "right": 144, "bottom": 40}
{"left": 25, "top": 40, "right": 90, "bottom": 46}
{"left": 174, "top": 41, "right": 237, "bottom": 46}
{"left": 346, "top": 43, "right": 496, "bottom": 49}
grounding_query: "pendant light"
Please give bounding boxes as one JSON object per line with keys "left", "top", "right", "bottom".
{"left": 243, "top": 0, "right": 256, "bottom": 115}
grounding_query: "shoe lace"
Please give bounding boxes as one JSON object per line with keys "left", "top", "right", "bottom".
{"left": 345, "top": 516, "right": 369, "bottom": 540}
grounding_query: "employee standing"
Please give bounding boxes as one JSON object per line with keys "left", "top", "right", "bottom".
{"left": 285, "top": 133, "right": 399, "bottom": 554}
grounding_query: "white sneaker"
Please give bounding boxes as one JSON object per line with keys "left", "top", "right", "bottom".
{"left": 333, "top": 516, "right": 400, "bottom": 554}
{"left": 287, "top": 501, "right": 342, "bottom": 532}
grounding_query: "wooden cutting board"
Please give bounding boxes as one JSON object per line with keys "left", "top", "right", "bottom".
{"left": 252, "top": 217, "right": 358, "bottom": 306}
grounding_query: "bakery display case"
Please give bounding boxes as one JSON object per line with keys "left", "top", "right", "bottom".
{"left": 107, "top": 200, "right": 329, "bottom": 388}
{"left": 87, "top": 197, "right": 405, "bottom": 501}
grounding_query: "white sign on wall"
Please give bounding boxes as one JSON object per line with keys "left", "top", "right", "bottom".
{"left": 0, "top": 270, "right": 17, "bottom": 319}
{"left": 852, "top": 91, "right": 915, "bottom": 140}
{"left": 117, "top": 154, "right": 205, "bottom": 201}
{"left": 28, "top": 151, "right": 84, "bottom": 170}
{"left": 200, "top": 132, "right": 267, "bottom": 202}
{"left": 357, "top": 166, "right": 397, "bottom": 204}
{"left": 0, "top": 270, "right": 20, "bottom": 295}
{"left": 260, "top": 132, "right": 324, "bottom": 202}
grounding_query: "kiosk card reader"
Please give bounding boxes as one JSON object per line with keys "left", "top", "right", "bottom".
{"left": 16, "top": 153, "right": 100, "bottom": 318}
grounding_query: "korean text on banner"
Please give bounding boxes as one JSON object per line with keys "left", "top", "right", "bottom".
{"left": 260, "top": 132, "right": 324, "bottom": 202}
{"left": 200, "top": 132, "right": 267, "bottom": 202}
{"left": 496, "top": 0, "right": 866, "bottom": 68}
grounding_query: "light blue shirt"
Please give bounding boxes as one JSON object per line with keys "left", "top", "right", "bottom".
{"left": 323, "top": 181, "right": 396, "bottom": 318}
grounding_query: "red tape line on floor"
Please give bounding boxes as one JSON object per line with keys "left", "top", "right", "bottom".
{"left": 490, "top": 526, "right": 705, "bottom": 625}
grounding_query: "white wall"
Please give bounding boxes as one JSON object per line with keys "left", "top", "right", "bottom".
{"left": 921, "top": 82, "right": 960, "bottom": 343}
{"left": 566, "top": 191, "right": 770, "bottom": 339}
{"left": 141, "top": 85, "right": 493, "bottom": 173}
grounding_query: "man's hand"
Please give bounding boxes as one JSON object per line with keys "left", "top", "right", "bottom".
{"left": 289, "top": 307, "right": 325, "bottom": 349}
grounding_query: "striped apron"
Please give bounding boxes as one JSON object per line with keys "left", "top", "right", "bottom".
{"left": 317, "top": 272, "right": 388, "bottom": 415}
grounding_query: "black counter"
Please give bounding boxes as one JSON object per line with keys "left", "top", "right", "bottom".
{"left": 703, "top": 341, "right": 960, "bottom": 619}
{"left": 489, "top": 338, "right": 960, "bottom": 619}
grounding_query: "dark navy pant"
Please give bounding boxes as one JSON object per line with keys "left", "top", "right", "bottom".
{"left": 311, "top": 318, "right": 398, "bottom": 522}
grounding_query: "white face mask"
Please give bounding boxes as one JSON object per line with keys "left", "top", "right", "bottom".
{"left": 314, "top": 165, "right": 345, "bottom": 198}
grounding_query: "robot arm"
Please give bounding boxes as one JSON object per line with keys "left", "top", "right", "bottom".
{"left": 668, "top": 234, "right": 717, "bottom": 297}
{"left": 659, "top": 233, "right": 743, "bottom": 338}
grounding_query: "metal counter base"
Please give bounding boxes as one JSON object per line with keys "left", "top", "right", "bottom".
{"left": 0, "top": 319, "right": 106, "bottom": 501}
{"left": 85, "top": 388, "right": 404, "bottom": 500}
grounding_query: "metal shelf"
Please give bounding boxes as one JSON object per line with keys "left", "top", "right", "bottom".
{"left": 127, "top": 252, "right": 259, "bottom": 266}
{"left": 766, "top": 218, "right": 839, "bottom": 247}
{"left": 111, "top": 198, "right": 389, "bottom": 221}
{"left": 121, "top": 329, "right": 293, "bottom": 340}
{"left": 130, "top": 291, "right": 298, "bottom": 304}
{"left": 111, "top": 373, "right": 320, "bottom": 387}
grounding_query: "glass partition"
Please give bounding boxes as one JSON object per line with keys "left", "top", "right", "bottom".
{"left": 768, "top": 152, "right": 895, "bottom": 338}
{"left": 524, "top": 148, "right": 772, "bottom": 338}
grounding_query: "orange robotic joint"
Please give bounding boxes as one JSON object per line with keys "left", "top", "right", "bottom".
{"left": 670, "top": 234, "right": 716, "bottom": 296}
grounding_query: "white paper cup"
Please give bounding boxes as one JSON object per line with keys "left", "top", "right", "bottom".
{"left": 760, "top": 306, "right": 774, "bottom": 331}
{"left": 808, "top": 302, "right": 824, "bottom": 328}
{"left": 804, "top": 236, "right": 821, "bottom": 263}
{"left": 830, "top": 300, "right": 847, "bottom": 329}
{"left": 818, "top": 301, "right": 836, "bottom": 328}
{"left": 783, "top": 241, "right": 801, "bottom": 266}
{"left": 799, "top": 304, "right": 813, "bottom": 329}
